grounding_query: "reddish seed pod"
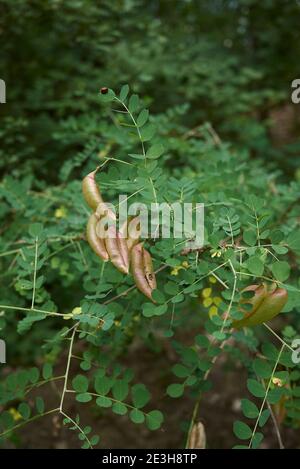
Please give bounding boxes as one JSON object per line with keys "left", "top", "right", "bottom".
{"left": 82, "top": 170, "right": 104, "bottom": 211}
{"left": 142, "top": 247, "right": 157, "bottom": 291}
{"left": 95, "top": 201, "right": 116, "bottom": 222}
{"left": 105, "top": 226, "right": 130, "bottom": 274}
{"left": 86, "top": 214, "right": 109, "bottom": 262}
{"left": 120, "top": 216, "right": 141, "bottom": 252}
{"left": 233, "top": 283, "right": 288, "bottom": 329}
{"left": 238, "top": 284, "right": 267, "bottom": 317}
{"left": 131, "top": 243, "right": 156, "bottom": 302}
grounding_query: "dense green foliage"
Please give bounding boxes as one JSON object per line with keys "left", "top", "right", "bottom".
{"left": 0, "top": 0, "right": 300, "bottom": 449}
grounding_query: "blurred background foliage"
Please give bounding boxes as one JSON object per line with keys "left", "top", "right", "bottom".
{"left": 1, "top": 0, "right": 300, "bottom": 180}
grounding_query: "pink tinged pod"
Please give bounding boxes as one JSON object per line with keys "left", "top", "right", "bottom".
{"left": 82, "top": 170, "right": 104, "bottom": 211}
{"left": 105, "top": 226, "right": 130, "bottom": 274}
{"left": 120, "top": 216, "right": 141, "bottom": 252}
{"left": 86, "top": 214, "right": 109, "bottom": 262}
{"left": 233, "top": 285, "right": 288, "bottom": 329}
{"left": 131, "top": 243, "right": 156, "bottom": 302}
{"left": 95, "top": 201, "right": 117, "bottom": 222}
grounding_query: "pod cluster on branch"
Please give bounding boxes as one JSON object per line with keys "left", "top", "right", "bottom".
{"left": 233, "top": 283, "right": 288, "bottom": 329}
{"left": 82, "top": 169, "right": 157, "bottom": 301}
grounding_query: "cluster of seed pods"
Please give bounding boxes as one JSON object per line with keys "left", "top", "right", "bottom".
{"left": 82, "top": 170, "right": 157, "bottom": 302}
{"left": 233, "top": 283, "right": 288, "bottom": 329}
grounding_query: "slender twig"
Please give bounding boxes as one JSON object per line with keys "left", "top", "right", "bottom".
{"left": 0, "top": 304, "right": 70, "bottom": 318}
{"left": 186, "top": 260, "right": 237, "bottom": 447}
{"left": 263, "top": 323, "right": 294, "bottom": 352}
{"left": 248, "top": 345, "right": 285, "bottom": 448}
{"left": 265, "top": 392, "right": 284, "bottom": 449}
{"left": 0, "top": 249, "right": 22, "bottom": 258}
{"left": 60, "top": 410, "right": 92, "bottom": 449}
{"left": 31, "top": 237, "right": 39, "bottom": 309}
{"left": 59, "top": 327, "right": 77, "bottom": 412}
{"left": 114, "top": 96, "right": 146, "bottom": 158}
{"left": 103, "top": 264, "right": 168, "bottom": 304}
{"left": 0, "top": 408, "right": 59, "bottom": 439}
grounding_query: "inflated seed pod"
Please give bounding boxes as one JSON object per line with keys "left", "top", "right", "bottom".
{"left": 105, "top": 226, "right": 130, "bottom": 274}
{"left": 142, "top": 246, "right": 157, "bottom": 291}
{"left": 120, "top": 216, "right": 141, "bottom": 252}
{"left": 239, "top": 284, "right": 267, "bottom": 316}
{"left": 231, "top": 283, "right": 268, "bottom": 329}
{"left": 95, "top": 201, "right": 116, "bottom": 222}
{"left": 233, "top": 283, "right": 288, "bottom": 329}
{"left": 131, "top": 243, "right": 156, "bottom": 301}
{"left": 187, "top": 422, "right": 206, "bottom": 449}
{"left": 82, "top": 170, "right": 104, "bottom": 211}
{"left": 86, "top": 213, "right": 109, "bottom": 262}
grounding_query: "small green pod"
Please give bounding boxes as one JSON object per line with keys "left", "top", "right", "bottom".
{"left": 105, "top": 226, "right": 129, "bottom": 274}
{"left": 82, "top": 170, "right": 104, "bottom": 211}
{"left": 233, "top": 284, "right": 288, "bottom": 329}
{"left": 131, "top": 243, "right": 156, "bottom": 302}
{"left": 86, "top": 214, "right": 109, "bottom": 262}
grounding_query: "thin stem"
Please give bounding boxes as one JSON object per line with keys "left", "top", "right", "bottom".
{"left": 31, "top": 237, "right": 39, "bottom": 309}
{"left": 60, "top": 411, "right": 93, "bottom": 449}
{"left": 263, "top": 323, "right": 294, "bottom": 352}
{"left": 0, "top": 408, "right": 59, "bottom": 439}
{"left": 220, "top": 260, "right": 237, "bottom": 334}
{"left": 186, "top": 260, "right": 237, "bottom": 447}
{"left": 210, "top": 271, "right": 229, "bottom": 289}
{"left": 254, "top": 211, "right": 261, "bottom": 247}
{"left": 114, "top": 96, "right": 146, "bottom": 158}
{"left": 59, "top": 327, "right": 77, "bottom": 411}
{"left": 56, "top": 326, "right": 92, "bottom": 448}
{"left": 66, "top": 390, "right": 156, "bottom": 419}
{"left": 75, "top": 240, "right": 89, "bottom": 271}
{"left": 248, "top": 344, "right": 285, "bottom": 448}
{"left": 0, "top": 304, "right": 70, "bottom": 318}
{"left": 226, "top": 215, "right": 234, "bottom": 246}
{"left": 167, "top": 261, "right": 229, "bottom": 305}
{"left": 0, "top": 249, "right": 21, "bottom": 258}
{"left": 265, "top": 394, "right": 284, "bottom": 449}
{"left": 103, "top": 264, "right": 168, "bottom": 304}
{"left": 103, "top": 157, "right": 133, "bottom": 166}
{"left": 24, "top": 376, "right": 65, "bottom": 396}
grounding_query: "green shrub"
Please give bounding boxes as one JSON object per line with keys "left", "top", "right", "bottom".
{"left": 0, "top": 85, "right": 300, "bottom": 448}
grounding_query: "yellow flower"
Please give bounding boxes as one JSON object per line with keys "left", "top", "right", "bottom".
{"left": 9, "top": 408, "right": 22, "bottom": 421}
{"left": 209, "top": 276, "right": 217, "bottom": 284}
{"left": 209, "top": 306, "right": 218, "bottom": 318}
{"left": 72, "top": 307, "right": 82, "bottom": 316}
{"left": 171, "top": 265, "right": 184, "bottom": 275}
{"left": 98, "top": 143, "right": 111, "bottom": 159}
{"left": 213, "top": 297, "right": 222, "bottom": 306}
{"left": 63, "top": 313, "right": 73, "bottom": 320}
{"left": 63, "top": 306, "right": 82, "bottom": 320}
{"left": 182, "top": 261, "right": 189, "bottom": 268}
{"left": 202, "top": 288, "right": 212, "bottom": 298}
{"left": 203, "top": 297, "right": 213, "bottom": 308}
{"left": 54, "top": 206, "right": 68, "bottom": 219}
